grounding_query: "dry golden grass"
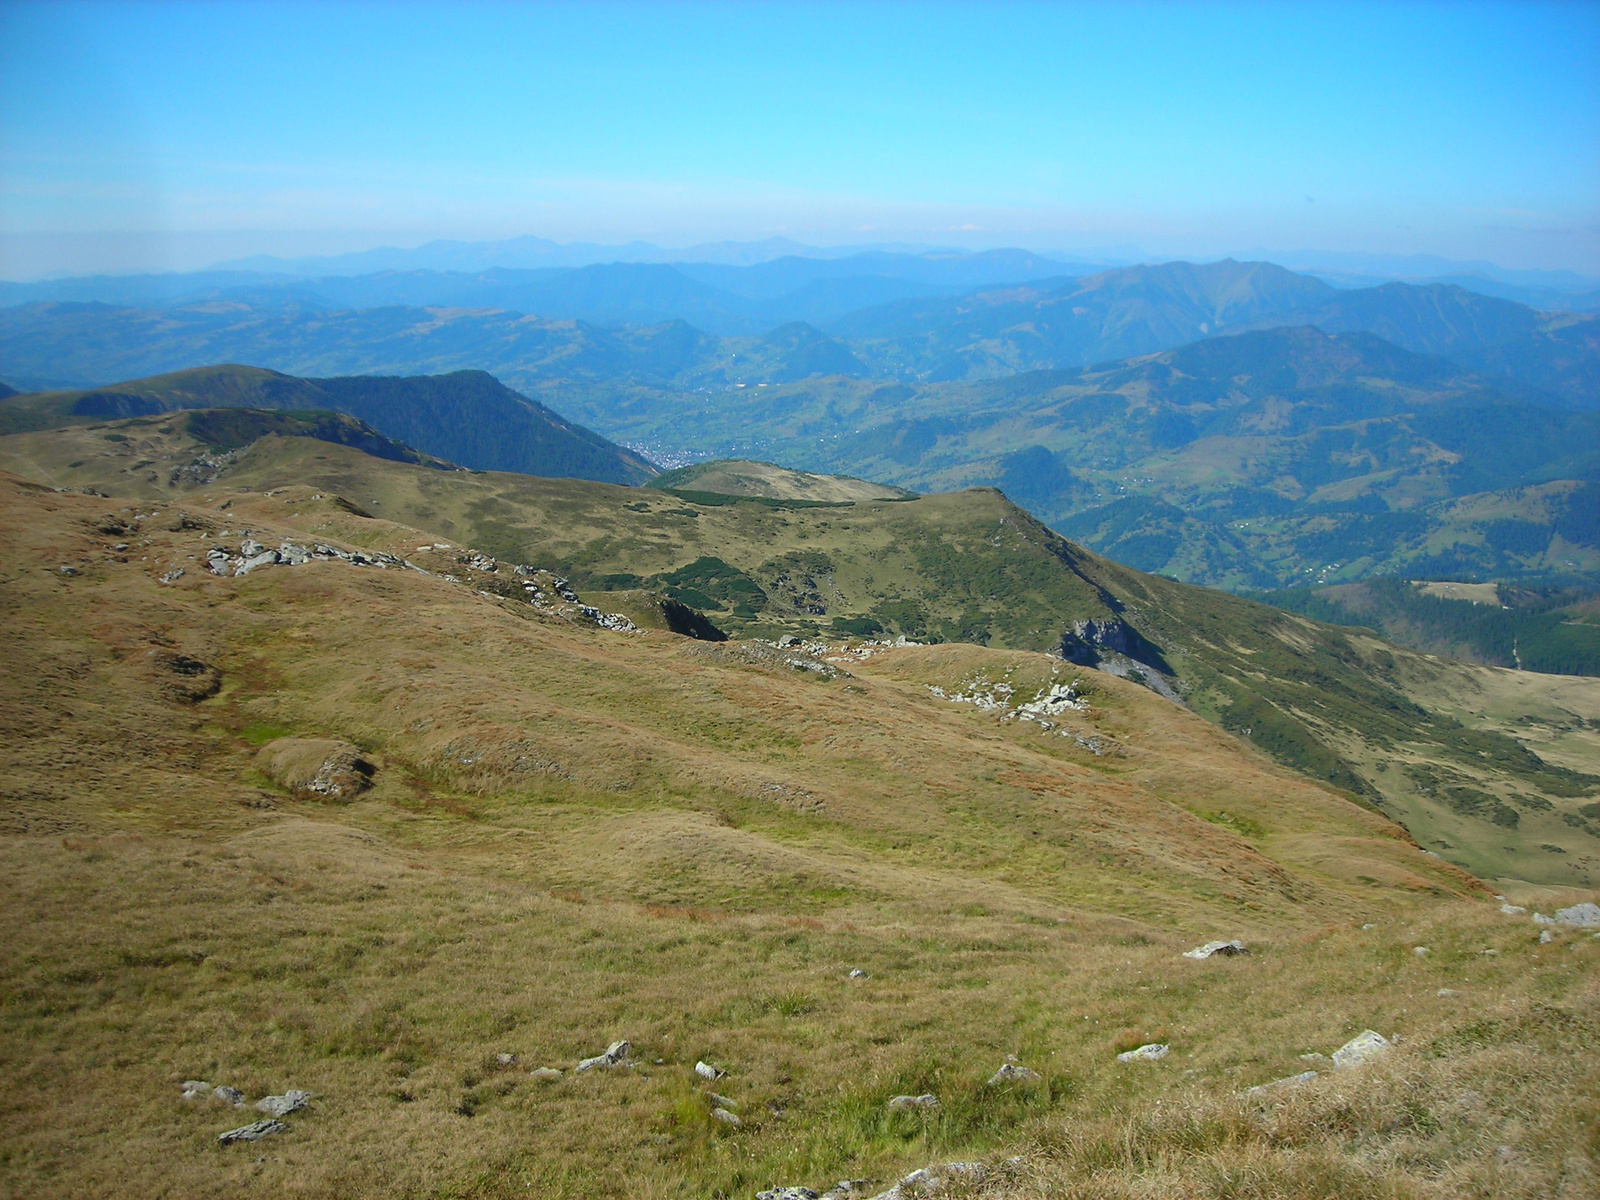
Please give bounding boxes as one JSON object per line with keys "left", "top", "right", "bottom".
{"left": 0, "top": 472, "right": 1594, "bottom": 1199}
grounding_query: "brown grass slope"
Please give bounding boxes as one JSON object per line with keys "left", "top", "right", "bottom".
{"left": 8, "top": 412, "right": 1598, "bottom": 887}
{"left": 648, "top": 458, "right": 917, "bottom": 502}
{"left": 6, "top": 469, "right": 1595, "bottom": 1199}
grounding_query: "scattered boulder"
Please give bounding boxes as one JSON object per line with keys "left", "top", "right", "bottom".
{"left": 212, "top": 1085, "right": 245, "bottom": 1106}
{"left": 530, "top": 1067, "right": 563, "bottom": 1082}
{"left": 886, "top": 1093, "right": 940, "bottom": 1111}
{"left": 496, "top": 1053, "right": 518, "bottom": 1066}
{"left": 1331, "top": 1030, "right": 1391, "bottom": 1070}
{"left": 256, "top": 738, "right": 375, "bottom": 800}
{"left": 1117, "top": 1043, "right": 1169, "bottom": 1063}
{"left": 575, "top": 1040, "right": 631, "bottom": 1072}
{"left": 1500, "top": 903, "right": 1527, "bottom": 916}
{"left": 1183, "top": 940, "right": 1247, "bottom": 960}
{"left": 1245, "top": 1070, "right": 1318, "bottom": 1098}
{"left": 1413, "top": 946, "right": 1429, "bottom": 957}
{"left": 986, "top": 1063, "right": 1040, "bottom": 1084}
{"left": 180, "top": 1080, "right": 212, "bottom": 1100}
{"left": 1437, "top": 988, "right": 1460, "bottom": 997}
{"left": 847, "top": 968, "right": 867, "bottom": 979}
{"left": 712, "top": 1106, "right": 742, "bottom": 1126}
{"left": 1540, "top": 930, "right": 1556, "bottom": 944}
{"left": 695, "top": 1060, "right": 727, "bottom": 1080}
{"left": 1554, "top": 902, "right": 1600, "bottom": 929}
{"left": 218, "top": 1119, "right": 286, "bottom": 1145}
{"left": 868, "top": 1161, "right": 986, "bottom": 1199}
{"left": 254, "top": 1089, "right": 312, "bottom": 1117}
{"left": 708, "top": 1092, "right": 737, "bottom": 1109}
{"left": 757, "top": 1189, "right": 819, "bottom": 1200}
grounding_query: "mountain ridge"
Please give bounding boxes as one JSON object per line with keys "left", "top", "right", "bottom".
{"left": 0, "top": 364, "right": 656, "bottom": 485}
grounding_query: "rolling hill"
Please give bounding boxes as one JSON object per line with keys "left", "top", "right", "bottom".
{"left": 6, "top": 412, "right": 1599, "bottom": 888}
{"left": 2, "top": 412, "right": 1597, "bottom": 1199}
{"left": 647, "top": 459, "right": 916, "bottom": 503}
{"left": 538, "top": 326, "right": 1600, "bottom": 590}
{"left": 0, "top": 365, "right": 656, "bottom": 485}
{"left": 1255, "top": 577, "right": 1600, "bottom": 677}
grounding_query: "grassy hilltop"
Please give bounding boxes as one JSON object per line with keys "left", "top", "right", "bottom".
{"left": 1, "top": 460, "right": 1597, "bottom": 1199}
{"left": 6, "top": 413, "right": 1600, "bottom": 890}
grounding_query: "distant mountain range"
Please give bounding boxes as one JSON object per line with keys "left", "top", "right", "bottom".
{"left": 2, "top": 258, "right": 1596, "bottom": 401}
{"left": 3, "top": 257, "right": 1596, "bottom": 590}
{"left": 0, "top": 365, "right": 655, "bottom": 485}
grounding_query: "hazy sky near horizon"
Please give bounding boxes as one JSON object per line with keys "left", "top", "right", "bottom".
{"left": 1, "top": 0, "right": 1596, "bottom": 277}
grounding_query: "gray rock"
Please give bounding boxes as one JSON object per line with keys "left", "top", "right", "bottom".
{"left": 218, "top": 1119, "right": 286, "bottom": 1144}
{"left": 1540, "top": 930, "right": 1555, "bottom": 944}
{"left": 234, "top": 550, "right": 279, "bottom": 576}
{"left": 1331, "top": 1030, "right": 1391, "bottom": 1070}
{"left": 181, "top": 1080, "right": 212, "bottom": 1095}
{"left": 530, "top": 1067, "right": 563, "bottom": 1081}
{"left": 756, "top": 1189, "right": 819, "bottom": 1200}
{"left": 239, "top": 539, "right": 265, "bottom": 558}
{"left": 1245, "top": 1070, "right": 1318, "bottom": 1098}
{"left": 986, "top": 1063, "right": 1040, "bottom": 1084}
{"left": 1437, "top": 988, "right": 1461, "bottom": 997}
{"left": 1412, "top": 946, "right": 1429, "bottom": 956}
{"left": 847, "top": 968, "right": 867, "bottom": 979}
{"left": 496, "top": 1053, "right": 518, "bottom": 1066}
{"left": 212, "top": 1085, "right": 245, "bottom": 1105}
{"left": 712, "top": 1106, "right": 742, "bottom": 1126}
{"left": 821, "top": 1183, "right": 872, "bottom": 1199}
{"left": 1499, "top": 903, "right": 1527, "bottom": 915}
{"left": 868, "top": 1161, "right": 986, "bottom": 1199}
{"left": 1183, "top": 939, "right": 1247, "bottom": 960}
{"left": 278, "top": 543, "right": 311, "bottom": 566}
{"left": 695, "top": 1060, "right": 726, "bottom": 1080}
{"left": 575, "top": 1039, "right": 631, "bottom": 1072}
{"left": 708, "top": 1093, "right": 737, "bottom": 1109}
{"left": 886, "top": 1093, "right": 939, "bottom": 1111}
{"left": 1117, "top": 1043, "right": 1169, "bottom": 1063}
{"left": 255, "top": 1089, "right": 312, "bottom": 1117}
{"left": 1554, "top": 902, "right": 1600, "bottom": 928}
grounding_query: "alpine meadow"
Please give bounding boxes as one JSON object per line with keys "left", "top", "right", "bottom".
{"left": 2, "top": 3, "right": 1598, "bottom": 1199}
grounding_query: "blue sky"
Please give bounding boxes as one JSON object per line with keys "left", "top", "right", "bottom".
{"left": 1, "top": 0, "right": 1596, "bottom": 276}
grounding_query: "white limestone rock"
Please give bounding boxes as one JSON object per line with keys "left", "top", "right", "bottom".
{"left": 1555, "top": 902, "right": 1600, "bottom": 928}
{"left": 1331, "top": 1030, "right": 1391, "bottom": 1070}
{"left": 255, "top": 1089, "right": 312, "bottom": 1117}
{"left": 1183, "top": 940, "right": 1248, "bottom": 960}
{"left": 986, "top": 1063, "right": 1040, "bottom": 1084}
{"left": 1117, "top": 1043, "right": 1169, "bottom": 1063}
{"left": 575, "top": 1040, "right": 631, "bottom": 1072}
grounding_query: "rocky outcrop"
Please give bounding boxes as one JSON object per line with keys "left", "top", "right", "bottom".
{"left": 256, "top": 738, "right": 375, "bottom": 800}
